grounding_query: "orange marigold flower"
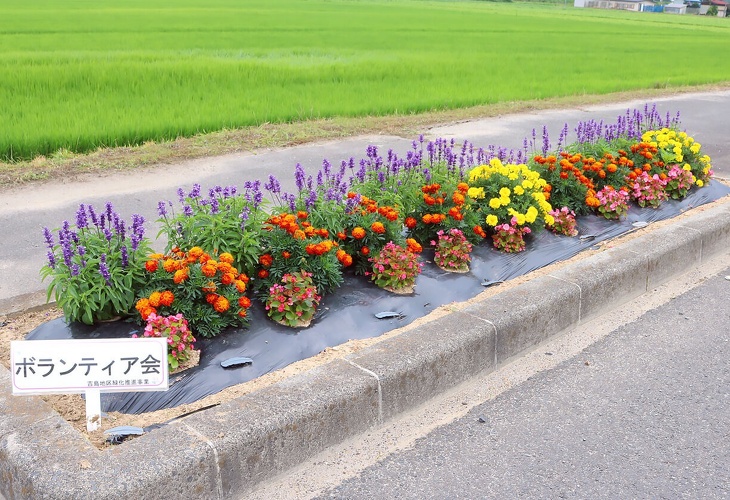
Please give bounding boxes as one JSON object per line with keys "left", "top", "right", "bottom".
{"left": 173, "top": 268, "right": 189, "bottom": 284}
{"left": 259, "top": 254, "right": 273, "bottom": 267}
{"left": 473, "top": 225, "right": 487, "bottom": 238}
{"left": 257, "top": 269, "right": 269, "bottom": 279}
{"left": 238, "top": 296, "right": 252, "bottom": 308}
{"left": 406, "top": 238, "right": 422, "bottom": 253}
{"left": 163, "top": 259, "right": 178, "bottom": 273}
{"left": 293, "top": 229, "right": 306, "bottom": 240}
{"left": 422, "top": 214, "right": 433, "bottom": 224}
{"left": 238, "top": 310, "right": 248, "bottom": 318}
{"left": 352, "top": 227, "right": 366, "bottom": 240}
{"left": 140, "top": 307, "right": 156, "bottom": 321}
{"left": 452, "top": 192, "right": 465, "bottom": 206}
{"left": 305, "top": 244, "right": 317, "bottom": 256}
{"left": 201, "top": 263, "right": 217, "bottom": 278}
{"left": 297, "top": 211, "right": 308, "bottom": 220}
{"left": 360, "top": 246, "right": 370, "bottom": 256}
{"left": 218, "top": 252, "right": 234, "bottom": 264}
{"left": 221, "top": 272, "right": 235, "bottom": 285}
{"left": 160, "top": 290, "right": 174, "bottom": 307}
{"left": 282, "top": 251, "right": 291, "bottom": 259}
{"left": 457, "top": 182, "right": 469, "bottom": 194}
{"left": 234, "top": 280, "right": 247, "bottom": 293}
{"left": 213, "top": 296, "right": 230, "bottom": 313}
{"left": 202, "top": 281, "right": 217, "bottom": 293}
{"left": 189, "top": 247, "right": 204, "bottom": 259}
{"left": 217, "top": 262, "right": 233, "bottom": 274}
{"left": 239, "top": 273, "right": 250, "bottom": 283}
{"left": 405, "top": 216, "right": 417, "bottom": 229}
{"left": 135, "top": 298, "right": 150, "bottom": 311}
{"left": 342, "top": 254, "right": 353, "bottom": 267}
{"left": 336, "top": 231, "right": 347, "bottom": 240}
{"left": 145, "top": 260, "right": 158, "bottom": 273}
{"left": 149, "top": 291, "right": 162, "bottom": 308}
{"left": 423, "top": 194, "right": 436, "bottom": 206}
{"left": 371, "top": 221, "right": 386, "bottom": 234}
{"left": 206, "top": 293, "right": 218, "bottom": 304}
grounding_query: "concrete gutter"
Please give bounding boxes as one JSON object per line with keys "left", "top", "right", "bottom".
{"left": 1, "top": 198, "right": 729, "bottom": 499}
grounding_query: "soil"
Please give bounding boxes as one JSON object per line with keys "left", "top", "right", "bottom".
{"left": 1, "top": 189, "right": 728, "bottom": 450}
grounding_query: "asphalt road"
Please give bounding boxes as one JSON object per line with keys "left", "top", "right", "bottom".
{"left": 314, "top": 265, "right": 730, "bottom": 499}
{"left": 1, "top": 90, "right": 729, "bottom": 314}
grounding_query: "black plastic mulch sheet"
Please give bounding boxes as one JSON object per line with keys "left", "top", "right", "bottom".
{"left": 27, "top": 182, "right": 730, "bottom": 414}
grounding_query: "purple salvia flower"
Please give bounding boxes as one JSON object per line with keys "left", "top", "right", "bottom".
{"left": 71, "top": 264, "right": 80, "bottom": 277}
{"left": 183, "top": 205, "right": 193, "bottom": 216}
{"left": 210, "top": 197, "right": 220, "bottom": 215}
{"left": 103, "top": 228, "right": 113, "bottom": 242}
{"left": 542, "top": 126, "right": 550, "bottom": 155}
{"left": 177, "top": 187, "right": 186, "bottom": 203}
{"left": 75, "top": 204, "right": 88, "bottom": 229}
{"left": 252, "top": 180, "right": 263, "bottom": 208}
{"left": 294, "top": 164, "right": 306, "bottom": 192}
{"left": 121, "top": 246, "right": 129, "bottom": 268}
{"left": 46, "top": 251, "right": 56, "bottom": 269}
{"left": 99, "top": 254, "right": 111, "bottom": 285}
{"left": 264, "top": 174, "right": 281, "bottom": 194}
{"left": 88, "top": 204, "right": 98, "bottom": 227}
{"left": 43, "top": 227, "right": 54, "bottom": 249}
{"left": 189, "top": 183, "right": 201, "bottom": 198}
{"left": 105, "top": 202, "right": 113, "bottom": 222}
{"left": 157, "top": 201, "right": 168, "bottom": 217}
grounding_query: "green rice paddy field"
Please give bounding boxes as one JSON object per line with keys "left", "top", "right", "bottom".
{"left": 2, "top": 0, "right": 729, "bottom": 161}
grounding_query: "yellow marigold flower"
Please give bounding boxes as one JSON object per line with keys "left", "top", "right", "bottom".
{"left": 499, "top": 196, "right": 510, "bottom": 206}
{"left": 486, "top": 214, "right": 499, "bottom": 227}
{"left": 513, "top": 185, "right": 525, "bottom": 196}
{"left": 683, "top": 163, "right": 692, "bottom": 171}
{"left": 544, "top": 214, "right": 555, "bottom": 226}
{"left": 515, "top": 213, "right": 526, "bottom": 225}
{"left": 690, "top": 143, "right": 701, "bottom": 154}
{"left": 696, "top": 180, "right": 704, "bottom": 187}
{"left": 489, "top": 197, "right": 501, "bottom": 209}
{"left": 522, "top": 180, "right": 534, "bottom": 190}
{"left": 468, "top": 187, "right": 485, "bottom": 199}
{"left": 499, "top": 187, "right": 511, "bottom": 198}
{"left": 525, "top": 206, "right": 538, "bottom": 224}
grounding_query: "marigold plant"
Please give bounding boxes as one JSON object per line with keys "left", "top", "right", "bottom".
{"left": 467, "top": 158, "right": 554, "bottom": 233}
{"left": 135, "top": 247, "right": 252, "bottom": 338}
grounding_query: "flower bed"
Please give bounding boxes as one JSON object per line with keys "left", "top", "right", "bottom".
{"left": 33, "top": 104, "right": 726, "bottom": 413}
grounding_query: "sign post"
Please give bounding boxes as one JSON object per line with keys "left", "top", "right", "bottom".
{"left": 10, "top": 338, "right": 169, "bottom": 432}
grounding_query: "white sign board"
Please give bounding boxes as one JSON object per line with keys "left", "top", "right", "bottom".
{"left": 10, "top": 338, "right": 169, "bottom": 395}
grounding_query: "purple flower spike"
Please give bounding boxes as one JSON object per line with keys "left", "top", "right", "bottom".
{"left": 75, "top": 204, "right": 88, "bottom": 229}
{"left": 121, "top": 246, "right": 129, "bottom": 268}
{"left": 99, "top": 254, "right": 111, "bottom": 285}
{"left": 189, "top": 183, "right": 201, "bottom": 198}
{"left": 157, "top": 201, "right": 168, "bottom": 217}
{"left": 43, "top": 227, "right": 54, "bottom": 249}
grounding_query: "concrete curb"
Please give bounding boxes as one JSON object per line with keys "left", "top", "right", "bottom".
{"left": 2, "top": 198, "right": 730, "bottom": 499}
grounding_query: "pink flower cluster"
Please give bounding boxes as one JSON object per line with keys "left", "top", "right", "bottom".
{"left": 665, "top": 165, "right": 694, "bottom": 200}
{"left": 368, "top": 241, "right": 423, "bottom": 290}
{"left": 548, "top": 207, "right": 578, "bottom": 237}
{"left": 432, "top": 228, "right": 473, "bottom": 271}
{"left": 629, "top": 172, "right": 668, "bottom": 208}
{"left": 265, "top": 270, "right": 321, "bottom": 327}
{"left": 133, "top": 312, "right": 195, "bottom": 370}
{"left": 595, "top": 186, "right": 629, "bottom": 220}
{"left": 492, "top": 217, "right": 532, "bottom": 253}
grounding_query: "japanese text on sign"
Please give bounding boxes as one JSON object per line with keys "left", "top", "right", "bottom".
{"left": 10, "top": 338, "right": 169, "bottom": 395}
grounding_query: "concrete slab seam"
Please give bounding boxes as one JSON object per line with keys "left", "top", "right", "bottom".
{"left": 546, "top": 274, "right": 583, "bottom": 322}
{"left": 179, "top": 421, "right": 223, "bottom": 499}
{"left": 343, "top": 359, "right": 383, "bottom": 424}
{"left": 459, "top": 314, "right": 498, "bottom": 367}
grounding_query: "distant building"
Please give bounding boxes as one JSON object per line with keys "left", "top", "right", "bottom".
{"left": 574, "top": 0, "right": 655, "bottom": 10}
{"left": 699, "top": 0, "right": 728, "bottom": 16}
{"left": 664, "top": 1, "right": 688, "bottom": 12}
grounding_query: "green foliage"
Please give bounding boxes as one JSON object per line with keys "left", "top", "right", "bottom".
{"left": 40, "top": 204, "right": 151, "bottom": 324}
{"left": 157, "top": 183, "right": 267, "bottom": 277}
{"left": 3, "top": 0, "right": 730, "bottom": 161}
